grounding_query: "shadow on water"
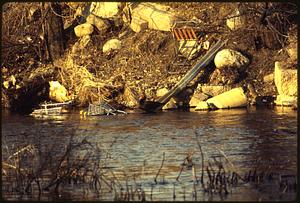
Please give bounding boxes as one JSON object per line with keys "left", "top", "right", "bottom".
{"left": 1, "top": 107, "right": 297, "bottom": 201}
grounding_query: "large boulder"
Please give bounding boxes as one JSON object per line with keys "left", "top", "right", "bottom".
{"left": 103, "top": 39, "right": 122, "bottom": 53}
{"left": 74, "top": 23, "right": 94, "bottom": 37}
{"left": 86, "top": 14, "right": 109, "bottom": 33}
{"left": 214, "top": 49, "right": 249, "bottom": 69}
{"left": 274, "top": 62, "right": 297, "bottom": 96}
{"left": 274, "top": 62, "right": 297, "bottom": 106}
{"left": 131, "top": 3, "right": 176, "bottom": 31}
{"left": 206, "top": 87, "right": 247, "bottom": 109}
{"left": 49, "top": 81, "right": 70, "bottom": 103}
{"left": 89, "top": 2, "right": 122, "bottom": 18}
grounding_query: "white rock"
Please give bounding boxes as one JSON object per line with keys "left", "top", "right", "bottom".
{"left": 189, "top": 93, "right": 209, "bottom": 107}
{"left": 214, "top": 49, "right": 249, "bottom": 69}
{"left": 206, "top": 87, "right": 247, "bottom": 109}
{"left": 90, "top": 2, "right": 122, "bottom": 18}
{"left": 103, "top": 39, "right": 121, "bottom": 53}
{"left": 274, "top": 95, "right": 297, "bottom": 106}
{"left": 195, "top": 101, "right": 209, "bottom": 111}
{"left": 131, "top": 3, "right": 176, "bottom": 31}
{"left": 49, "top": 81, "right": 70, "bottom": 103}
{"left": 130, "top": 16, "right": 148, "bottom": 33}
{"left": 74, "top": 23, "right": 94, "bottom": 37}
{"left": 162, "top": 98, "right": 177, "bottom": 110}
{"left": 86, "top": 14, "right": 109, "bottom": 33}
{"left": 226, "top": 9, "right": 244, "bottom": 30}
{"left": 274, "top": 61, "right": 297, "bottom": 96}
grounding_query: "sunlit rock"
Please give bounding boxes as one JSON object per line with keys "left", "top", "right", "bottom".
{"left": 90, "top": 2, "right": 122, "bottom": 18}
{"left": 206, "top": 87, "right": 247, "bottom": 109}
{"left": 49, "top": 81, "right": 70, "bottom": 103}
{"left": 226, "top": 9, "right": 245, "bottom": 30}
{"left": 130, "top": 16, "right": 148, "bottom": 33}
{"left": 131, "top": 3, "right": 176, "bottom": 31}
{"left": 156, "top": 87, "right": 169, "bottom": 97}
{"left": 274, "top": 62, "right": 297, "bottom": 107}
{"left": 162, "top": 98, "right": 177, "bottom": 110}
{"left": 74, "top": 23, "right": 94, "bottom": 37}
{"left": 214, "top": 49, "right": 249, "bottom": 69}
{"left": 274, "top": 95, "right": 297, "bottom": 106}
{"left": 103, "top": 39, "right": 121, "bottom": 53}
{"left": 274, "top": 62, "right": 297, "bottom": 96}
{"left": 189, "top": 93, "right": 209, "bottom": 107}
{"left": 195, "top": 101, "right": 209, "bottom": 110}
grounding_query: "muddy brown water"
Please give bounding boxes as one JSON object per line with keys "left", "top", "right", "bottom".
{"left": 1, "top": 107, "right": 297, "bottom": 201}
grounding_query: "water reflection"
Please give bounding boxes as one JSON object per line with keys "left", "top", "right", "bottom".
{"left": 1, "top": 107, "right": 297, "bottom": 201}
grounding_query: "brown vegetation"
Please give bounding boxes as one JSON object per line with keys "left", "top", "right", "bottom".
{"left": 1, "top": 2, "right": 297, "bottom": 112}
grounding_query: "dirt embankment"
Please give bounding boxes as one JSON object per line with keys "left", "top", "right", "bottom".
{"left": 1, "top": 2, "right": 297, "bottom": 113}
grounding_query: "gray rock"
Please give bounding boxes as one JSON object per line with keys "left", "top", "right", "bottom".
{"left": 214, "top": 49, "right": 249, "bottom": 69}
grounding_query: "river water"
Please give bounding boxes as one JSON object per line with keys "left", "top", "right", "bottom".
{"left": 1, "top": 106, "right": 297, "bottom": 201}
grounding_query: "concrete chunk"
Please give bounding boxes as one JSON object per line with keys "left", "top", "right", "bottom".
{"left": 90, "top": 2, "right": 122, "bottom": 18}
{"left": 131, "top": 3, "right": 176, "bottom": 31}
{"left": 130, "top": 17, "right": 148, "bottom": 33}
{"left": 206, "top": 87, "right": 247, "bottom": 109}
{"left": 189, "top": 93, "right": 209, "bottom": 107}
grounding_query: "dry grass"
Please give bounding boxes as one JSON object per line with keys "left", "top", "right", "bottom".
{"left": 53, "top": 54, "right": 125, "bottom": 106}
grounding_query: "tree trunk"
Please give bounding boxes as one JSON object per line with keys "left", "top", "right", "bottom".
{"left": 44, "top": 2, "right": 65, "bottom": 61}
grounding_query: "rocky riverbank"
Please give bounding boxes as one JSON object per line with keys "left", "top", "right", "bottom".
{"left": 1, "top": 2, "right": 297, "bottom": 113}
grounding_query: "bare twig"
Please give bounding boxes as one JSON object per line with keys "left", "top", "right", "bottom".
{"left": 154, "top": 152, "right": 165, "bottom": 184}
{"left": 194, "top": 129, "right": 204, "bottom": 184}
